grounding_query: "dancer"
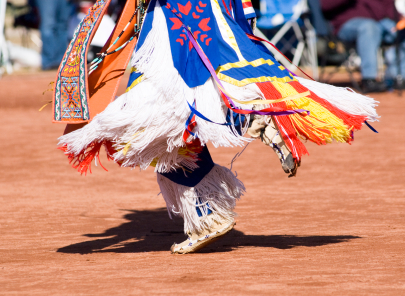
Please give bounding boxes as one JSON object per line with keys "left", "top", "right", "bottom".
{"left": 52, "top": 0, "right": 378, "bottom": 254}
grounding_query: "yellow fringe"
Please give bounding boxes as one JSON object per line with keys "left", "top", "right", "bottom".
{"left": 272, "top": 81, "right": 352, "bottom": 144}
{"left": 39, "top": 100, "right": 52, "bottom": 112}
{"left": 121, "top": 129, "right": 145, "bottom": 156}
{"left": 149, "top": 158, "right": 158, "bottom": 167}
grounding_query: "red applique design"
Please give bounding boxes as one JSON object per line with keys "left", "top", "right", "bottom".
{"left": 167, "top": 1, "right": 212, "bottom": 51}
{"left": 177, "top": 1, "right": 192, "bottom": 15}
{"left": 221, "top": 0, "right": 231, "bottom": 17}
{"left": 170, "top": 17, "right": 183, "bottom": 30}
{"left": 196, "top": 6, "right": 204, "bottom": 13}
{"left": 198, "top": 18, "right": 211, "bottom": 31}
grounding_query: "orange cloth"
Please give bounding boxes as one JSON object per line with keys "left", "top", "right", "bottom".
{"left": 63, "top": 0, "right": 139, "bottom": 134}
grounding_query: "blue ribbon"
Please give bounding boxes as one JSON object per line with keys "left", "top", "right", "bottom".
{"left": 365, "top": 121, "right": 378, "bottom": 133}
{"left": 187, "top": 101, "right": 232, "bottom": 127}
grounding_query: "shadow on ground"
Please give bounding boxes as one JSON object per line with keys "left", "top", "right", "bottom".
{"left": 57, "top": 208, "right": 361, "bottom": 254}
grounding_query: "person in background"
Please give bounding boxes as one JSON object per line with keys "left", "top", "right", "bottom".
{"left": 321, "top": 0, "right": 404, "bottom": 93}
{"left": 35, "top": 0, "right": 73, "bottom": 70}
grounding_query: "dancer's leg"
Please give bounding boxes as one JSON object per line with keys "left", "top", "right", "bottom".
{"left": 338, "top": 17, "right": 382, "bottom": 80}
{"left": 157, "top": 146, "right": 245, "bottom": 253}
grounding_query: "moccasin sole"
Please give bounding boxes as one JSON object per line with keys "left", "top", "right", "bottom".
{"left": 171, "top": 221, "right": 235, "bottom": 254}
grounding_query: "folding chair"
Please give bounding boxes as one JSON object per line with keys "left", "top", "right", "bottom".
{"left": 0, "top": 0, "right": 13, "bottom": 76}
{"left": 255, "top": 0, "right": 318, "bottom": 80}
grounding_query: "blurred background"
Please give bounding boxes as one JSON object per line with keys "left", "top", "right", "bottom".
{"left": 0, "top": 0, "right": 125, "bottom": 73}
{"left": 1, "top": 0, "right": 405, "bottom": 94}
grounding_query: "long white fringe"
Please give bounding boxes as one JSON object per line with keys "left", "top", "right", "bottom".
{"left": 58, "top": 1, "right": 256, "bottom": 173}
{"left": 130, "top": 1, "right": 249, "bottom": 149}
{"left": 296, "top": 76, "right": 379, "bottom": 122}
{"left": 157, "top": 164, "right": 245, "bottom": 234}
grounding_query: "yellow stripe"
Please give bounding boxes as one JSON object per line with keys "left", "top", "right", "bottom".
{"left": 126, "top": 74, "right": 144, "bottom": 92}
{"left": 217, "top": 72, "right": 295, "bottom": 87}
{"left": 121, "top": 128, "right": 145, "bottom": 156}
{"left": 215, "top": 58, "right": 296, "bottom": 87}
{"left": 211, "top": 0, "right": 243, "bottom": 59}
{"left": 216, "top": 58, "right": 274, "bottom": 73}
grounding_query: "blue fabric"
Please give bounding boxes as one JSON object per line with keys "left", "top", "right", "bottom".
{"left": 226, "top": 109, "right": 245, "bottom": 136}
{"left": 232, "top": 0, "right": 254, "bottom": 33}
{"left": 160, "top": 0, "right": 221, "bottom": 88}
{"left": 220, "top": 60, "right": 291, "bottom": 82}
{"left": 245, "top": 11, "right": 257, "bottom": 20}
{"left": 338, "top": 17, "right": 405, "bottom": 80}
{"left": 213, "top": 0, "right": 293, "bottom": 81}
{"left": 159, "top": 145, "right": 214, "bottom": 187}
{"left": 35, "top": 0, "right": 72, "bottom": 69}
{"left": 126, "top": 0, "right": 157, "bottom": 89}
{"left": 196, "top": 197, "right": 213, "bottom": 216}
{"left": 127, "top": 0, "right": 293, "bottom": 89}
{"left": 127, "top": 71, "right": 143, "bottom": 88}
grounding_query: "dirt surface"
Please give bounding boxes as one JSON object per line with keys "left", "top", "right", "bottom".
{"left": 0, "top": 72, "right": 404, "bottom": 295}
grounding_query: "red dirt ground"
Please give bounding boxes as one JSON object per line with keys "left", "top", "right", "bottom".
{"left": 0, "top": 71, "right": 404, "bottom": 295}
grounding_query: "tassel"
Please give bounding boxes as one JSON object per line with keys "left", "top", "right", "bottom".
{"left": 59, "top": 141, "right": 117, "bottom": 175}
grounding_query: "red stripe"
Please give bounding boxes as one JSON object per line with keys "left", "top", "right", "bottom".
{"left": 183, "top": 114, "right": 197, "bottom": 144}
{"left": 256, "top": 82, "right": 309, "bottom": 160}
{"left": 242, "top": 2, "right": 252, "bottom": 8}
{"left": 289, "top": 81, "right": 366, "bottom": 136}
{"left": 221, "top": 0, "right": 232, "bottom": 17}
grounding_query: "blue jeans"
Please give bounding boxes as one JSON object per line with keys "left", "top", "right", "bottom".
{"left": 338, "top": 17, "right": 405, "bottom": 80}
{"left": 307, "top": 0, "right": 330, "bottom": 36}
{"left": 35, "top": 0, "right": 71, "bottom": 69}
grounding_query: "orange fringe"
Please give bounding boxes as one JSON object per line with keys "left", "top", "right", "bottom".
{"left": 290, "top": 81, "right": 367, "bottom": 133}
{"left": 58, "top": 140, "right": 118, "bottom": 175}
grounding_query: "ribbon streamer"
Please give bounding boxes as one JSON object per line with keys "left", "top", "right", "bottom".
{"left": 364, "top": 121, "right": 379, "bottom": 133}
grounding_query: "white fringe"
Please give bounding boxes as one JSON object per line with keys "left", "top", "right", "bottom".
{"left": 58, "top": 1, "right": 257, "bottom": 173}
{"left": 296, "top": 76, "right": 379, "bottom": 122}
{"left": 157, "top": 164, "right": 245, "bottom": 234}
